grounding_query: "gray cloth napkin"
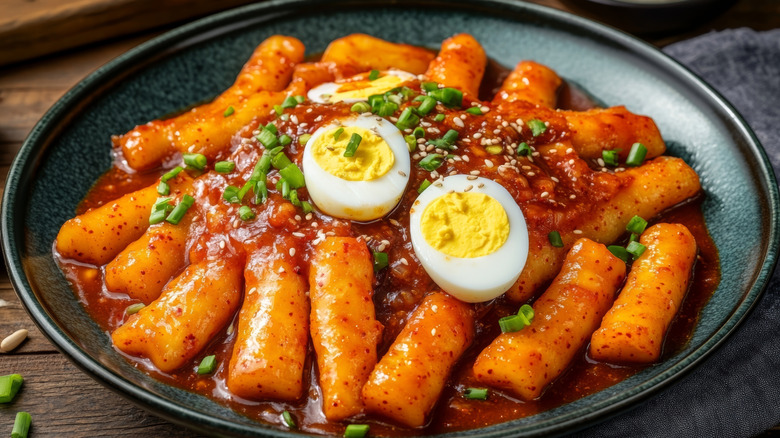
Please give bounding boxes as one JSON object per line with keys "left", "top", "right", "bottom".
{"left": 577, "top": 28, "right": 780, "bottom": 437}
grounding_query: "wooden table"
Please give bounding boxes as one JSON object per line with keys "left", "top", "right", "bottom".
{"left": 0, "top": 1, "right": 777, "bottom": 436}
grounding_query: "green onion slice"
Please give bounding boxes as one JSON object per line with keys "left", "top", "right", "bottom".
{"left": 433, "top": 114, "right": 445, "bottom": 122}
{"left": 608, "top": 245, "right": 630, "bottom": 263}
{"left": 264, "top": 123, "right": 278, "bottom": 134}
{"left": 344, "top": 133, "right": 362, "bottom": 158}
{"left": 294, "top": 95, "right": 305, "bottom": 104}
{"left": 237, "top": 180, "right": 254, "bottom": 201}
{"left": 350, "top": 102, "right": 371, "bottom": 113}
{"left": 223, "top": 186, "right": 241, "bottom": 204}
{"left": 182, "top": 153, "right": 207, "bottom": 170}
{"left": 149, "top": 197, "right": 174, "bottom": 225}
{"left": 404, "top": 134, "right": 416, "bottom": 152}
{"left": 273, "top": 105, "right": 284, "bottom": 116}
{"left": 626, "top": 241, "right": 647, "bottom": 258}
{"left": 428, "top": 87, "right": 463, "bottom": 107}
{"left": 299, "top": 133, "right": 312, "bottom": 146}
{"left": 527, "top": 119, "right": 547, "bottom": 137}
{"left": 125, "top": 303, "right": 145, "bottom": 315}
{"left": 418, "top": 153, "right": 444, "bottom": 171}
{"left": 626, "top": 142, "right": 648, "bottom": 167}
{"left": 626, "top": 215, "right": 648, "bottom": 234}
{"left": 416, "top": 96, "right": 437, "bottom": 115}
{"left": 0, "top": 374, "right": 24, "bottom": 404}
{"left": 373, "top": 252, "right": 389, "bottom": 272}
{"left": 548, "top": 230, "right": 564, "bottom": 247}
{"left": 157, "top": 181, "right": 170, "bottom": 196}
{"left": 463, "top": 387, "right": 488, "bottom": 400}
{"left": 301, "top": 201, "right": 313, "bottom": 214}
{"left": 256, "top": 129, "right": 278, "bottom": 149}
{"left": 344, "top": 424, "right": 369, "bottom": 438}
{"left": 161, "top": 166, "right": 183, "bottom": 182}
{"left": 602, "top": 149, "right": 620, "bottom": 166}
{"left": 396, "top": 107, "right": 420, "bottom": 130}
{"left": 254, "top": 178, "right": 268, "bottom": 204}
{"left": 280, "top": 163, "right": 306, "bottom": 189}
{"left": 239, "top": 205, "right": 256, "bottom": 221}
{"left": 499, "top": 314, "right": 527, "bottom": 333}
{"left": 418, "top": 179, "right": 432, "bottom": 194}
{"left": 333, "top": 127, "right": 345, "bottom": 140}
{"left": 271, "top": 151, "right": 293, "bottom": 170}
{"left": 12, "top": 411, "right": 31, "bottom": 438}
{"left": 278, "top": 134, "right": 292, "bottom": 146}
{"left": 413, "top": 127, "right": 425, "bottom": 138}
{"left": 215, "top": 161, "right": 235, "bottom": 174}
{"left": 281, "top": 96, "right": 299, "bottom": 109}
{"left": 223, "top": 106, "right": 235, "bottom": 117}
{"left": 197, "top": 355, "right": 217, "bottom": 375}
{"left": 465, "top": 106, "right": 483, "bottom": 115}
{"left": 421, "top": 81, "right": 439, "bottom": 92}
{"left": 368, "top": 69, "right": 380, "bottom": 80}
{"left": 517, "top": 142, "right": 532, "bottom": 156}
{"left": 629, "top": 233, "right": 639, "bottom": 243}
{"left": 282, "top": 411, "right": 296, "bottom": 429}
{"left": 166, "top": 194, "right": 195, "bottom": 225}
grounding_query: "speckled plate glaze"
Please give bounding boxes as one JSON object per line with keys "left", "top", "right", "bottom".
{"left": 2, "top": 0, "right": 778, "bottom": 436}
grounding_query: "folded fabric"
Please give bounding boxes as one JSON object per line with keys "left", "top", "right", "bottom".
{"left": 577, "top": 28, "right": 780, "bottom": 438}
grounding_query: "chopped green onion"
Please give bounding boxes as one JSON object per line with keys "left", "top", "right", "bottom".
{"left": 443, "top": 129, "right": 459, "bottom": 144}
{"left": 149, "top": 197, "right": 174, "bottom": 225}
{"left": 344, "top": 424, "right": 369, "bottom": 438}
{"left": 278, "top": 134, "right": 292, "bottom": 146}
{"left": 264, "top": 123, "right": 278, "bottom": 135}
{"left": 0, "top": 374, "right": 23, "bottom": 404}
{"left": 602, "top": 149, "right": 620, "bottom": 166}
{"left": 239, "top": 205, "right": 256, "bottom": 221}
{"left": 294, "top": 95, "right": 305, "bottom": 104}
{"left": 486, "top": 145, "right": 503, "bottom": 155}
{"left": 299, "top": 133, "right": 312, "bottom": 146}
{"left": 289, "top": 190, "right": 301, "bottom": 207}
{"left": 11, "top": 412, "right": 31, "bottom": 438}
{"left": 528, "top": 119, "right": 547, "bottom": 137}
{"left": 197, "top": 355, "right": 217, "bottom": 375}
{"left": 413, "top": 127, "right": 425, "bottom": 138}
{"left": 421, "top": 81, "right": 439, "bottom": 92}
{"left": 161, "top": 166, "right": 183, "bottom": 182}
{"left": 608, "top": 245, "right": 630, "bottom": 263}
{"left": 433, "top": 113, "right": 446, "bottom": 122}
{"left": 301, "top": 201, "right": 313, "bottom": 214}
{"left": 223, "top": 185, "right": 240, "bottom": 204}
{"left": 280, "top": 179, "right": 291, "bottom": 199}
{"left": 223, "top": 106, "right": 235, "bottom": 117}
{"left": 419, "top": 153, "right": 444, "bottom": 171}
{"left": 281, "top": 96, "right": 299, "bottom": 109}
{"left": 373, "top": 252, "right": 389, "bottom": 272}
{"left": 256, "top": 129, "right": 278, "bottom": 148}
{"left": 183, "top": 153, "right": 207, "bottom": 170}
{"left": 499, "top": 314, "right": 528, "bottom": 333}
{"left": 368, "top": 69, "right": 380, "bottom": 80}
{"left": 333, "top": 127, "right": 345, "bottom": 140}
{"left": 344, "top": 133, "right": 362, "bottom": 158}
{"left": 404, "top": 134, "right": 417, "bottom": 152}
{"left": 418, "top": 179, "right": 432, "bottom": 194}
{"left": 463, "top": 387, "right": 488, "bottom": 400}
{"left": 271, "top": 151, "right": 293, "bottom": 170}
{"left": 548, "top": 230, "right": 563, "bottom": 248}
{"left": 376, "top": 101, "right": 398, "bottom": 117}
{"left": 465, "top": 106, "right": 483, "bottom": 115}
{"left": 215, "top": 161, "right": 235, "bottom": 173}
{"left": 517, "top": 142, "right": 531, "bottom": 156}
{"left": 125, "top": 303, "right": 145, "bottom": 315}
{"left": 282, "top": 411, "right": 296, "bottom": 429}
{"left": 626, "top": 142, "right": 648, "bottom": 167}
{"left": 413, "top": 95, "right": 427, "bottom": 103}
{"left": 280, "top": 163, "right": 306, "bottom": 189}
{"left": 626, "top": 215, "right": 648, "bottom": 234}
{"left": 416, "top": 96, "right": 437, "bottom": 115}
{"left": 350, "top": 101, "right": 371, "bottom": 113}
{"left": 626, "top": 241, "right": 647, "bottom": 258}
{"left": 396, "top": 107, "right": 420, "bottom": 130}
{"left": 273, "top": 105, "right": 284, "bottom": 116}
{"left": 428, "top": 87, "right": 463, "bottom": 107}
{"left": 166, "top": 194, "right": 195, "bottom": 225}
{"left": 255, "top": 147, "right": 280, "bottom": 177}
{"left": 254, "top": 178, "right": 268, "bottom": 204}
{"left": 629, "top": 233, "right": 639, "bottom": 243}
{"left": 519, "top": 304, "right": 534, "bottom": 322}
{"left": 237, "top": 180, "right": 253, "bottom": 201}
{"left": 157, "top": 181, "right": 170, "bottom": 196}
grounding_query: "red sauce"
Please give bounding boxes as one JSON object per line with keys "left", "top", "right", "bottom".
{"left": 56, "top": 70, "right": 721, "bottom": 434}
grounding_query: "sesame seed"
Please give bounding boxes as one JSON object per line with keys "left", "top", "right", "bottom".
{"left": 400, "top": 258, "right": 409, "bottom": 265}
{"left": 453, "top": 118, "right": 465, "bottom": 127}
{"left": 566, "top": 148, "right": 573, "bottom": 154}
{"left": 299, "top": 123, "right": 308, "bottom": 128}
{"left": 540, "top": 191, "right": 549, "bottom": 198}
{"left": 435, "top": 182, "right": 444, "bottom": 187}
{"left": 601, "top": 167, "right": 608, "bottom": 172}
{"left": 420, "top": 151, "right": 428, "bottom": 157}
{"left": 305, "top": 213, "right": 313, "bottom": 220}
{"left": 448, "top": 169, "right": 457, "bottom": 175}
{"left": 549, "top": 148, "right": 557, "bottom": 154}
{"left": 389, "top": 219, "right": 401, "bottom": 227}
{"left": 493, "top": 128, "right": 501, "bottom": 134}
{"left": 278, "top": 267, "right": 286, "bottom": 273}
{"left": 306, "top": 108, "right": 313, "bottom": 113}
{"left": 528, "top": 172, "right": 536, "bottom": 176}
{"left": 550, "top": 177, "right": 559, "bottom": 183}
{"left": 412, "top": 153, "right": 421, "bottom": 160}
{"left": 478, "top": 183, "right": 484, "bottom": 188}
{"left": 464, "top": 185, "right": 473, "bottom": 192}
{"left": 480, "top": 106, "right": 489, "bottom": 113}
{"left": 390, "top": 117, "right": 398, "bottom": 122}
{"left": 292, "top": 232, "right": 305, "bottom": 238}
{"left": 570, "top": 194, "right": 577, "bottom": 199}
{"left": 219, "top": 240, "right": 226, "bottom": 249}
{"left": 294, "top": 215, "right": 302, "bottom": 221}
{"left": 502, "top": 121, "right": 509, "bottom": 127}
{"left": 289, "top": 248, "right": 296, "bottom": 257}
{"left": 462, "top": 138, "right": 471, "bottom": 143}
{"left": 398, "top": 171, "right": 407, "bottom": 177}
{"left": 311, "top": 221, "right": 318, "bottom": 227}
{"left": 462, "top": 155, "right": 470, "bottom": 162}
{"left": 473, "top": 132, "right": 482, "bottom": 139}
{"left": 426, "top": 145, "right": 435, "bottom": 152}
{"left": 314, "top": 115, "right": 323, "bottom": 122}
{"left": 252, "top": 129, "right": 261, "bottom": 136}
{"left": 417, "top": 137, "right": 426, "bottom": 143}
{"left": 597, "top": 158, "right": 605, "bottom": 167}
{"left": 290, "top": 115, "right": 299, "bottom": 124}
{"left": 516, "top": 118, "right": 524, "bottom": 126}
{"left": 573, "top": 229, "right": 583, "bottom": 234}
{"left": 569, "top": 159, "right": 576, "bottom": 165}
{"left": 572, "top": 176, "right": 578, "bottom": 182}
{"left": 460, "top": 114, "right": 467, "bottom": 120}
{"left": 470, "top": 170, "right": 480, "bottom": 175}
{"left": 233, "top": 219, "right": 240, "bottom": 228}
{"left": 484, "top": 159, "right": 494, "bottom": 168}
{"left": 467, "top": 175, "right": 478, "bottom": 180}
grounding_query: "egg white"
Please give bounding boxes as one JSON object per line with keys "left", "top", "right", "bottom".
{"left": 307, "top": 70, "right": 417, "bottom": 104}
{"left": 409, "top": 175, "right": 529, "bottom": 303}
{"left": 302, "top": 114, "right": 411, "bottom": 221}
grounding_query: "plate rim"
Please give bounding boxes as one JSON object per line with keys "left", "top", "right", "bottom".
{"left": 2, "top": 0, "right": 779, "bottom": 436}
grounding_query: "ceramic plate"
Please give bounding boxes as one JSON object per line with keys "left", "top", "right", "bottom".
{"left": 3, "top": 0, "right": 778, "bottom": 436}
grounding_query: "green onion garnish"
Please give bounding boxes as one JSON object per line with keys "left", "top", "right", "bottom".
{"left": 271, "top": 151, "right": 293, "bottom": 170}
{"left": 278, "top": 179, "right": 291, "bottom": 199}
{"left": 294, "top": 95, "right": 305, "bottom": 104}
{"left": 197, "top": 355, "right": 217, "bottom": 375}
{"left": 368, "top": 69, "right": 380, "bottom": 80}
{"left": 608, "top": 245, "right": 630, "bottom": 263}
{"left": 166, "top": 194, "right": 195, "bottom": 225}
{"left": 344, "top": 133, "right": 362, "bottom": 158}
{"left": 281, "top": 96, "right": 299, "bottom": 109}
{"left": 517, "top": 142, "right": 531, "bottom": 156}
{"left": 404, "top": 134, "right": 416, "bottom": 152}
{"left": 433, "top": 114, "right": 446, "bottom": 122}
{"left": 149, "top": 197, "right": 174, "bottom": 225}
{"left": 344, "top": 424, "right": 369, "bottom": 438}
{"left": 280, "top": 163, "right": 306, "bottom": 189}
{"left": 418, "top": 179, "right": 432, "bottom": 194}
{"left": 237, "top": 180, "right": 253, "bottom": 202}
{"left": 301, "top": 201, "right": 313, "bottom": 214}
{"left": 215, "top": 161, "right": 235, "bottom": 173}
{"left": 223, "top": 186, "right": 240, "bottom": 204}
{"left": 465, "top": 106, "right": 483, "bottom": 115}
{"left": 418, "top": 153, "right": 444, "bottom": 171}
{"left": 239, "top": 205, "right": 256, "bottom": 221}
{"left": 602, "top": 149, "right": 620, "bottom": 166}
{"left": 626, "top": 241, "right": 647, "bottom": 258}
{"left": 264, "top": 123, "right": 278, "bottom": 135}
{"left": 413, "top": 127, "right": 425, "bottom": 138}
{"left": 282, "top": 411, "right": 296, "bottom": 429}
{"left": 428, "top": 87, "right": 463, "bottom": 107}
{"left": 626, "top": 142, "right": 647, "bottom": 167}
{"left": 289, "top": 190, "right": 301, "bottom": 207}
{"left": 157, "top": 181, "right": 170, "bottom": 196}
{"left": 332, "top": 127, "right": 345, "bottom": 141}
{"left": 548, "top": 230, "right": 563, "bottom": 247}
{"left": 183, "top": 153, "right": 207, "bottom": 170}
{"left": 162, "top": 166, "right": 183, "bottom": 182}
{"left": 254, "top": 178, "right": 268, "bottom": 204}
{"left": 256, "top": 129, "right": 278, "bottom": 148}
{"left": 373, "top": 252, "right": 389, "bottom": 272}
{"left": 626, "top": 215, "right": 648, "bottom": 234}
{"left": 421, "top": 81, "right": 439, "bottom": 92}
{"left": 255, "top": 147, "right": 279, "bottom": 177}
{"left": 463, "top": 388, "right": 488, "bottom": 400}
{"left": 126, "top": 303, "right": 145, "bottom": 315}
{"left": 273, "top": 105, "right": 284, "bottom": 116}
{"left": 223, "top": 106, "right": 235, "bottom": 117}
{"left": 350, "top": 101, "right": 371, "bottom": 113}
{"left": 499, "top": 307, "right": 533, "bottom": 333}
{"left": 11, "top": 412, "right": 31, "bottom": 438}
{"left": 416, "top": 96, "right": 437, "bottom": 115}
{"left": 396, "top": 107, "right": 420, "bottom": 130}
{"left": 299, "top": 133, "right": 312, "bottom": 146}
{"left": 0, "top": 374, "right": 23, "bottom": 404}
{"left": 519, "top": 304, "right": 534, "bottom": 322}
{"left": 443, "top": 129, "right": 459, "bottom": 144}
{"left": 279, "top": 134, "right": 292, "bottom": 146}
{"left": 528, "top": 119, "right": 547, "bottom": 137}
{"left": 629, "top": 233, "right": 639, "bottom": 243}
{"left": 376, "top": 101, "right": 399, "bottom": 117}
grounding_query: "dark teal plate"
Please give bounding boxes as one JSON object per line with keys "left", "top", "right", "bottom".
{"left": 2, "top": 0, "right": 778, "bottom": 436}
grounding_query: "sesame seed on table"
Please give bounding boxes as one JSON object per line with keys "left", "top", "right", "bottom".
{"left": 0, "top": 0, "right": 778, "bottom": 436}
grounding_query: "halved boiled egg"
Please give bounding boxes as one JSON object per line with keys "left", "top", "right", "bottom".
{"left": 302, "top": 115, "right": 410, "bottom": 221}
{"left": 409, "top": 175, "right": 529, "bottom": 303}
{"left": 308, "top": 70, "right": 416, "bottom": 104}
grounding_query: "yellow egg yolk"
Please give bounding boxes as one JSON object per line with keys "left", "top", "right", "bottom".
{"left": 420, "top": 192, "right": 510, "bottom": 258}
{"left": 329, "top": 74, "right": 405, "bottom": 102}
{"left": 311, "top": 126, "right": 395, "bottom": 181}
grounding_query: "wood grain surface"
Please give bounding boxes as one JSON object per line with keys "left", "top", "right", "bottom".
{"left": 0, "top": 0, "right": 778, "bottom": 436}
